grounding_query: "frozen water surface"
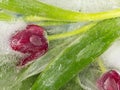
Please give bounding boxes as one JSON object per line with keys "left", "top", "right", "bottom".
{"left": 0, "top": 20, "right": 27, "bottom": 66}
{"left": 0, "top": 0, "right": 120, "bottom": 90}
{"left": 0, "top": 20, "right": 26, "bottom": 55}
{"left": 40, "top": 0, "right": 120, "bottom": 12}
{"left": 101, "top": 40, "right": 120, "bottom": 69}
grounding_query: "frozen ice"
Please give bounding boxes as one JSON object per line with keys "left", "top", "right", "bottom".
{"left": 40, "top": 0, "right": 120, "bottom": 12}
{"left": 39, "top": 0, "right": 120, "bottom": 70}
{"left": 0, "top": 20, "right": 27, "bottom": 56}
{"left": 101, "top": 40, "right": 120, "bottom": 69}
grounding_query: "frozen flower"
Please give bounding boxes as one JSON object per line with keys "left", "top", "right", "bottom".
{"left": 97, "top": 70, "right": 120, "bottom": 90}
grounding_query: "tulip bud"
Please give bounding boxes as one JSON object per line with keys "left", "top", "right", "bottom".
{"left": 10, "top": 24, "right": 48, "bottom": 66}
{"left": 97, "top": 70, "right": 120, "bottom": 90}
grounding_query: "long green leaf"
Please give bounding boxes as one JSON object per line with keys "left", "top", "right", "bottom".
{"left": 0, "top": 12, "right": 13, "bottom": 20}
{"left": 60, "top": 75, "right": 84, "bottom": 90}
{"left": 38, "top": 21, "right": 71, "bottom": 26}
{"left": 32, "top": 18, "right": 120, "bottom": 90}
{"left": 1, "top": 0, "right": 120, "bottom": 21}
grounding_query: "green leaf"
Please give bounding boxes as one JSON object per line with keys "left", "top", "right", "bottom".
{"left": 16, "top": 74, "right": 38, "bottom": 90}
{"left": 1, "top": 0, "right": 120, "bottom": 22}
{"left": 48, "top": 23, "right": 96, "bottom": 40}
{"left": 38, "top": 21, "right": 72, "bottom": 26}
{"left": 60, "top": 75, "right": 84, "bottom": 90}
{"left": 0, "top": 12, "right": 13, "bottom": 20}
{"left": 32, "top": 18, "right": 120, "bottom": 90}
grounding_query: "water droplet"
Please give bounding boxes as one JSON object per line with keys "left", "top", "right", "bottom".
{"left": 30, "top": 35, "right": 42, "bottom": 46}
{"left": 58, "top": 64, "right": 62, "bottom": 71}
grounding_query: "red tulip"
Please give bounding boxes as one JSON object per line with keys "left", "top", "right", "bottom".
{"left": 97, "top": 70, "right": 120, "bottom": 90}
{"left": 10, "top": 24, "right": 48, "bottom": 66}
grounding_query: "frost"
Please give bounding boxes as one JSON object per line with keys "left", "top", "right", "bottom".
{"left": 0, "top": 20, "right": 26, "bottom": 55}
{"left": 0, "top": 20, "right": 27, "bottom": 89}
{"left": 0, "top": 0, "right": 120, "bottom": 90}
{"left": 101, "top": 40, "right": 120, "bottom": 70}
{"left": 43, "top": 76, "right": 55, "bottom": 87}
{"left": 58, "top": 64, "right": 62, "bottom": 71}
{"left": 40, "top": 0, "right": 120, "bottom": 12}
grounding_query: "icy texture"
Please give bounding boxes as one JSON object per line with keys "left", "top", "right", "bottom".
{"left": 40, "top": 0, "right": 120, "bottom": 12}
{"left": 101, "top": 40, "right": 120, "bottom": 69}
{"left": 0, "top": 0, "right": 120, "bottom": 90}
{"left": 0, "top": 20, "right": 27, "bottom": 55}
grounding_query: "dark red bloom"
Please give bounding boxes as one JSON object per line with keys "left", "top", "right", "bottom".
{"left": 97, "top": 70, "right": 120, "bottom": 90}
{"left": 10, "top": 24, "right": 48, "bottom": 66}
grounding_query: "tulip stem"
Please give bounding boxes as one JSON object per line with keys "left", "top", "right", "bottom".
{"left": 48, "top": 23, "right": 96, "bottom": 41}
{"left": 97, "top": 58, "right": 107, "bottom": 73}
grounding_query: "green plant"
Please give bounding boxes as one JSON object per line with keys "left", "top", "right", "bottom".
{"left": 0, "top": 0, "right": 120, "bottom": 90}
